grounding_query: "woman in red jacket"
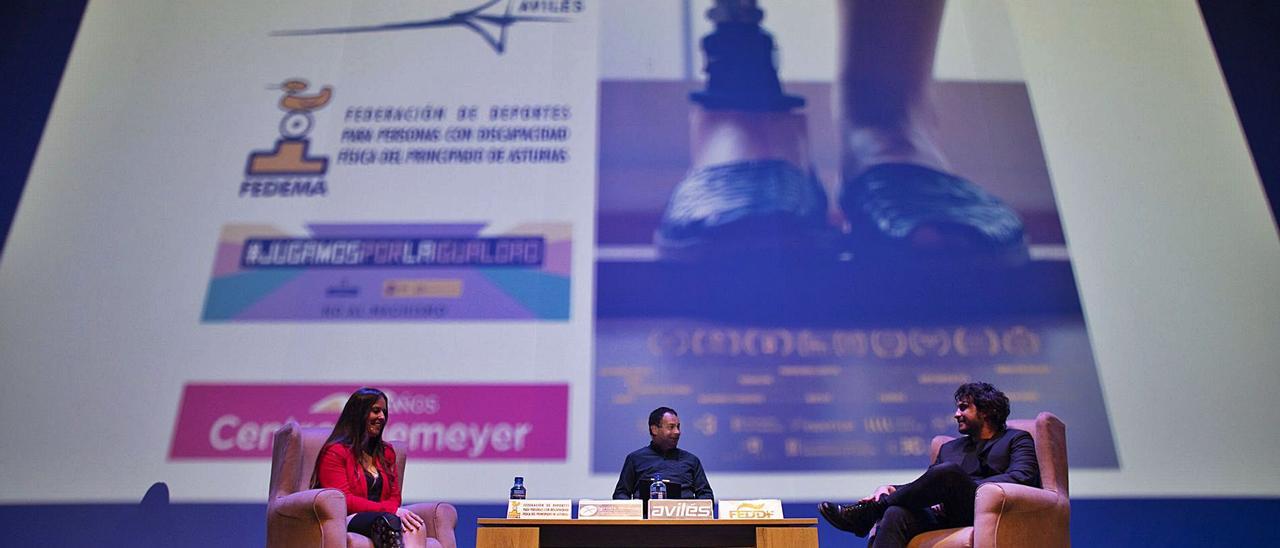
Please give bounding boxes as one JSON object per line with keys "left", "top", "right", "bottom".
{"left": 312, "top": 387, "right": 429, "bottom": 548}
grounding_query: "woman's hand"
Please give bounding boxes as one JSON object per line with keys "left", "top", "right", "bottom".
{"left": 395, "top": 507, "right": 425, "bottom": 533}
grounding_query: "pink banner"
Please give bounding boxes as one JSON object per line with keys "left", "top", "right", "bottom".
{"left": 170, "top": 383, "right": 568, "bottom": 460}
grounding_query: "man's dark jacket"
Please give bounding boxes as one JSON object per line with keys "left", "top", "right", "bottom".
{"left": 932, "top": 427, "right": 1040, "bottom": 487}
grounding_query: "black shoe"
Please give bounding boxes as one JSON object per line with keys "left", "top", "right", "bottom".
{"left": 818, "top": 501, "right": 858, "bottom": 534}
{"left": 839, "top": 163, "right": 1029, "bottom": 268}
{"left": 655, "top": 159, "right": 835, "bottom": 262}
{"left": 819, "top": 499, "right": 885, "bottom": 538}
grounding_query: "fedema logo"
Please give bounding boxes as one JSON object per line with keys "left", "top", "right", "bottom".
{"left": 241, "top": 78, "right": 332, "bottom": 198}
{"left": 273, "top": 0, "right": 580, "bottom": 54}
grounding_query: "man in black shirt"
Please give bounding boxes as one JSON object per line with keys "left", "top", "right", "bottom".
{"left": 819, "top": 382, "right": 1041, "bottom": 547}
{"left": 612, "top": 407, "right": 715, "bottom": 500}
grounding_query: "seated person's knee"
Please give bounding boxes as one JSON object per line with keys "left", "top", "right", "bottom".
{"left": 880, "top": 505, "right": 913, "bottom": 527}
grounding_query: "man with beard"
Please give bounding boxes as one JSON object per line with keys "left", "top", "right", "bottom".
{"left": 612, "top": 407, "right": 715, "bottom": 500}
{"left": 819, "top": 382, "right": 1041, "bottom": 547}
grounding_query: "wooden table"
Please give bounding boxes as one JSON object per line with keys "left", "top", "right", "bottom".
{"left": 475, "top": 518, "right": 818, "bottom": 548}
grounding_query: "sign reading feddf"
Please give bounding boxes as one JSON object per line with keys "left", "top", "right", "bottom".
{"left": 718, "top": 500, "right": 785, "bottom": 520}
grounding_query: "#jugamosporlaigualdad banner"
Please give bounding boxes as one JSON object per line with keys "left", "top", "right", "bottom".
{"left": 202, "top": 222, "right": 571, "bottom": 322}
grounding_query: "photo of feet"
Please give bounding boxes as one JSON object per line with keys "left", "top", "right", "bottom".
{"left": 592, "top": 0, "right": 1118, "bottom": 473}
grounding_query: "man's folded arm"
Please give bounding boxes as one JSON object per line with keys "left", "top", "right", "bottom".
{"left": 977, "top": 431, "right": 1040, "bottom": 486}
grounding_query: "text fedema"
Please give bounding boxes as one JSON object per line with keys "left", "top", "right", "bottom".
{"left": 240, "top": 237, "right": 544, "bottom": 268}
{"left": 209, "top": 415, "right": 534, "bottom": 458}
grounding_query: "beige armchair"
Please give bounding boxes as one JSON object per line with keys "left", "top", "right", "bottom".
{"left": 907, "top": 412, "right": 1070, "bottom": 548}
{"left": 267, "top": 421, "right": 458, "bottom": 548}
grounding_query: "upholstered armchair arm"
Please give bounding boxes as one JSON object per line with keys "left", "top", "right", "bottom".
{"left": 267, "top": 489, "right": 349, "bottom": 548}
{"left": 972, "top": 483, "right": 1069, "bottom": 548}
{"left": 405, "top": 501, "right": 459, "bottom": 548}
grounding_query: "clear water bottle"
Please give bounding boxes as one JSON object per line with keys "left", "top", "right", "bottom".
{"left": 649, "top": 473, "right": 667, "bottom": 500}
{"left": 510, "top": 476, "right": 526, "bottom": 499}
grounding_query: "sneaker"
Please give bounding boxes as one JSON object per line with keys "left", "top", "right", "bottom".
{"left": 839, "top": 163, "right": 1028, "bottom": 267}
{"left": 656, "top": 159, "right": 833, "bottom": 261}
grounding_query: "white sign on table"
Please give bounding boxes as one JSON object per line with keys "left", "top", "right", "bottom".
{"left": 647, "top": 499, "right": 715, "bottom": 519}
{"left": 577, "top": 499, "right": 643, "bottom": 519}
{"left": 506, "top": 499, "right": 573, "bottom": 520}
{"left": 717, "top": 499, "right": 785, "bottom": 519}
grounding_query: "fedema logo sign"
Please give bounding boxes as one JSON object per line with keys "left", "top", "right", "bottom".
{"left": 241, "top": 78, "right": 331, "bottom": 198}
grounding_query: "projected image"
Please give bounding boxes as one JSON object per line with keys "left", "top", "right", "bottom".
{"left": 202, "top": 222, "right": 571, "bottom": 322}
{"left": 592, "top": 1, "right": 1118, "bottom": 472}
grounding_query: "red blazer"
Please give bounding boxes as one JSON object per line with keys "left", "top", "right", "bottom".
{"left": 315, "top": 442, "right": 402, "bottom": 514}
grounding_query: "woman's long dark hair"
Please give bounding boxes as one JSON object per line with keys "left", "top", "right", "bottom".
{"left": 310, "top": 387, "right": 397, "bottom": 490}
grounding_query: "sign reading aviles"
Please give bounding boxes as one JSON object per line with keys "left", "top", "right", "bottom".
{"left": 648, "top": 499, "right": 713, "bottom": 520}
{"left": 169, "top": 383, "right": 568, "bottom": 460}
